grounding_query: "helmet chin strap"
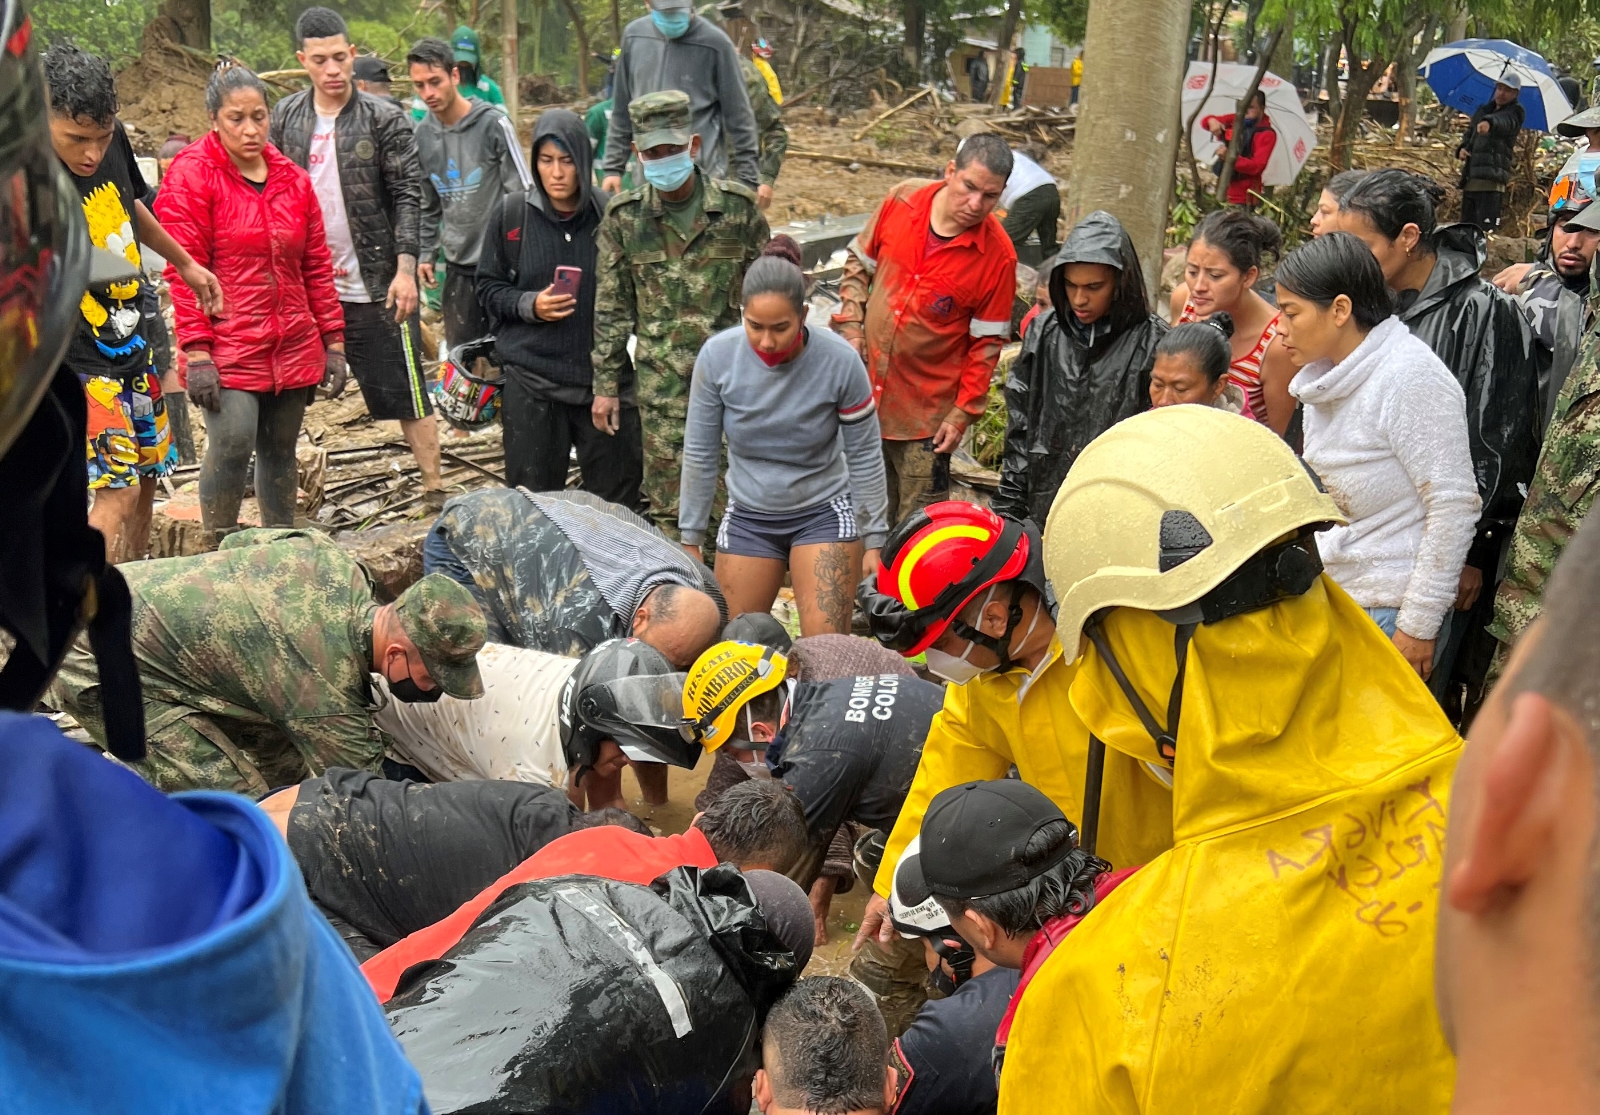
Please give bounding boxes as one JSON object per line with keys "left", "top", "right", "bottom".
{"left": 1085, "top": 619, "right": 1196, "bottom": 766}
{"left": 949, "top": 583, "right": 1028, "bottom": 673}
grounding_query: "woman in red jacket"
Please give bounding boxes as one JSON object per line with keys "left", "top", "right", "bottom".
{"left": 1201, "top": 90, "right": 1277, "bottom": 208}
{"left": 156, "top": 64, "right": 346, "bottom": 540}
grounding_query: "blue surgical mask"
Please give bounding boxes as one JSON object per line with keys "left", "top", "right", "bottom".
{"left": 640, "top": 149, "right": 695, "bottom": 191}
{"left": 650, "top": 9, "right": 691, "bottom": 37}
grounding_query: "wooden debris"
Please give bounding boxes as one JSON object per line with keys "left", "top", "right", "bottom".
{"left": 788, "top": 147, "right": 943, "bottom": 176}
{"left": 852, "top": 86, "right": 934, "bottom": 141}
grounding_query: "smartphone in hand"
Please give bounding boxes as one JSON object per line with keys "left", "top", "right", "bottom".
{"left": 552, "top": 266, "right": 582, "bottom": 299}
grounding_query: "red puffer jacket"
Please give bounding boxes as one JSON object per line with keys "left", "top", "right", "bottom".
{"left": 157, "top": 131, "right": 343, "bottom": 393}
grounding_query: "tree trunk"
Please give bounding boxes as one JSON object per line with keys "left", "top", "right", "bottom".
{"left": 559, "top": 0, "right": 591, "bottom": 93}
{"left": 1268, "top": 7, "right": 1294, "bottom": 79}
{"left": 1330, "top": 27, "right": 1388, "bottom": 171}
{"left": 1395, "top": 15, "right": 1439, "bottom": 147}
{"left": 1182, "top": 1, "right": 1227, "bottom": 207}
{"left": 1323, "top": 37, "right": 1343, "bottom": 146}
{"left": 1216, "top": 21, "right": 1285, "bottom": 203}
{"left": 610, "top": 0, "right": 622, "bottom": 48}
{"left": 1238, "top": 0, "right": 1261, "bottom": 62}
{"left": 154, "top": 0, "right": 211, "bottom": 51}
{"left": 1071, "top": 0, "right": 1190, "bottom": 303}
{"left": 990, "top": 0, "right": 1025, "bottom": 106}
{"left": 901, "top": 0, "right": 925, "bottom": 75}
{"left": 1446, "top": 3, "right": 1467, "bottom": 44}
{"left": 502, "top": 0, "right": 520, "bottom": 122}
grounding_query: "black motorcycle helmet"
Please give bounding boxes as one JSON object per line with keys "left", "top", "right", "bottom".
{"left": 558, "top": 638, "right": 699, "bottom": 776}
{"left": 0, "top": 0, "right": 144, "bottom": 759}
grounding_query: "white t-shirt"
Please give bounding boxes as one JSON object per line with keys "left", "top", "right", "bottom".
{"left": 373, "top": 643, "right": 574, "bottom": 786}
{"left": 1000, "top": 150, "right": 1058, "bottom": 210}
{"left": 308, "top": 112, "right": 370, "bottom": 303}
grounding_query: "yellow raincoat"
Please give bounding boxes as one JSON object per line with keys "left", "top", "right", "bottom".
{"left": 875, "top": 636, "right": 1175, "bottom": 899}
{"left": 998, "top": 577, "right": 1458, "bottom": 1114}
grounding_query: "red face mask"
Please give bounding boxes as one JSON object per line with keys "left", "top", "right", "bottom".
{"left": 751, "top": 328, "right": 804, "bottom": 367}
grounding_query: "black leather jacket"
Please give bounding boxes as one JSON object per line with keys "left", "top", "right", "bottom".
{"left": 269, "top": 90, "right": 422, "bottom": 301}
{"left": 1401, "top": 223, "right": 1540, "bottom": 569}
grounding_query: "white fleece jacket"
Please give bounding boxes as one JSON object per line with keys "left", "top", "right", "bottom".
{"left": 1290, "top": 315, "right": 1480, "bottom": 640}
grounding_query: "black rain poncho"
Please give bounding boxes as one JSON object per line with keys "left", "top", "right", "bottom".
{"left": 385, "top": 865, "right": 799, "bottom": 1114}
{"left": 993, "top": 211, "right": 1168, "bottom": 527}
{"left": 1400, "top": 224, "right": 1540, "bottom": 569}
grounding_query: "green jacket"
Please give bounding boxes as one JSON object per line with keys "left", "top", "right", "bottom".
{"left": 59, "top": 528, "right": 383, "bottom": 771}
{"left": 740, "top": 56, "right": 787, "bottom": 186}
{"left": 592, "top": 173, "right": 769, "bottom": 401}
{"left": 1490, "top": 318, "right": 1600, "bottom": 653}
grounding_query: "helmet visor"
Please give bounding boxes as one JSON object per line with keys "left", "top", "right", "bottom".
{"left": 579, "top": 672, "right": 701, "bottom": 766}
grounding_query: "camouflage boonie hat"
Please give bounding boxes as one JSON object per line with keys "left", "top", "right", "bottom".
{"left": 630, "top": 89, "right": 693, "bottom": 150}
{"left": 395, "top": 574, "right": 486, "bottom": 699}
{"left": 1558, "top": 105, "right": 1600, "bottom": 139}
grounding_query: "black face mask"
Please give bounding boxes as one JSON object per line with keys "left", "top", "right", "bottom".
{"left": 388, "top": 675, "right": 444, "bottom": 703}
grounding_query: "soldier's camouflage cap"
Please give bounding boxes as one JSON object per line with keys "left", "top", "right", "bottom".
{"left": 1558, "top": 105, "right": 1600, "bottom": 139}
{"left": 395, "top": 574, "right": 486, "bottom": 699}
{"left": 630, "top": 90, "right": 693, "bottom": 150}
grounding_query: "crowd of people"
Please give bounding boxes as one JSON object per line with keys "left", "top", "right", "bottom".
{"left": 10, "top": 5, "right": 1600, "bottom": 1112}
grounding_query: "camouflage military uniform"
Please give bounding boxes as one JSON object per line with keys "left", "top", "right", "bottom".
{"left": 592, "top": 90, "right": 769, "bottom": 534}
{"left": 740, "top": 56, "right": 788, "bottom": 188}
{"left": 50, "top": 529, "right": 485, "bottom": 793}
{"left": 1488, "top": 319, "right": 1600, "bottom": 677}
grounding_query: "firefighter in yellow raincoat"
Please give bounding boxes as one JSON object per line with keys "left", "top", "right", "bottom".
{"left": 999, "top": 405, "right": 1458, "bottom": 1113}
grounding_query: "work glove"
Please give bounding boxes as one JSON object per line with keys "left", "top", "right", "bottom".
{"left": 185, "top": 356, "right": 222, "bottom": 413}
{"left": 322, "top": 349, "right": 348, "bottom": 399}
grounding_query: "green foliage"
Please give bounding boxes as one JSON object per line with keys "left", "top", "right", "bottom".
{"left": 32, "top": 0, "right": 160, "bottom": 63}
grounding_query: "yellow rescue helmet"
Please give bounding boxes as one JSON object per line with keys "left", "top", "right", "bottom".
{"left": 680, "top": 640, "right": 789, "bottom": 751}
{"left": 1043, "top": 405, "right": 1345, "bottom": 651}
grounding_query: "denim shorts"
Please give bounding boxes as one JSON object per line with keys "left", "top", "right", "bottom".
{"left": 715, "top": 496, "right": 859, "bottom": 561}
{"left": 1364, "top": 606, "right": 1449, "bottom": 669}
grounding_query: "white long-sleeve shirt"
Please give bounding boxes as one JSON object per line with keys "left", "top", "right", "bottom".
{"left": 1290, "top": 315, "right": 1480, "bottom": 640}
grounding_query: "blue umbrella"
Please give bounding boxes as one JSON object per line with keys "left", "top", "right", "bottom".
{"left": 1421, "top": 38, "right": 1573, "bottom": 133}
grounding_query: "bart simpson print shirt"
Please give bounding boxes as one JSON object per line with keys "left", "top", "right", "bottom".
{"left": 64, "top": 123, "right": 151, "bottom": 379}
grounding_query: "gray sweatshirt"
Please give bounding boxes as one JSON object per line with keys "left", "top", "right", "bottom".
{"left": 681, "top": 325, "right": 890, "bottom": 549}
{"left": 603, "top": 15, "right": 759, "bottom": 188}
{"left": 415, "top": 99, "right": 532, "bottom": 266}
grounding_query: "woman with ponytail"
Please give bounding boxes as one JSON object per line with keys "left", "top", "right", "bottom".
{"left": 680, "top": 235, "right": 889, "bottom": 634}
{"left": 1148, "top": 313, "right": 1246, "bottom": 413}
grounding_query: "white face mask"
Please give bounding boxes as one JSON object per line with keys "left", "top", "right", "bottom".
{"left": 925, "top": 643, "right": 985, "bottom": 685}
{"left": 925, "top": 586, "right": 1045, "bottom": 685}
{"left": 735, "top": 705, "right": 773, "bottom": 778}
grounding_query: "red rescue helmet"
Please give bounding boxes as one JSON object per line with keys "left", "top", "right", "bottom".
{"left": 859, "top": 501, "right": 1046, "bottom": 657}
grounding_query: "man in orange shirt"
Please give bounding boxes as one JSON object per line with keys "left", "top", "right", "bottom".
{"left": 363, "top": 777, "right": 808, "bottom": 1000}
{"left": 832, "top": 134, "right": 1017, "bottom": 524}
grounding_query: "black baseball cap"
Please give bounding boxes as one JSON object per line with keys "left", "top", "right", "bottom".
{"left": 908, "top": 780, "right": 1076, "bottom": 898}
{"left": 353, "top": 55, "right": 390, "bottom": 83}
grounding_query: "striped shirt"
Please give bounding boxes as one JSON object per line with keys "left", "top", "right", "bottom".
{"left": 1180, "top": 300, "right": 1277, "bottom": 422}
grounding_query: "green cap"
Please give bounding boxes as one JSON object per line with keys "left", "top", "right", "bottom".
{"left": 451, "top": 25, "right": 480, "bottom": 64}
{"left": 629, "top": 89, "right": 693, "bottom": 150}
{"left": 394, "top": 574, "right": 486, "bottom": 699}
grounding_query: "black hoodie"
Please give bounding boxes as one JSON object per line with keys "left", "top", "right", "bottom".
{"left": 475, "top": 110, "right": 612, "bottom": 395}
{"left": 993, "top": 211, "right": 1168, "bottom": 527}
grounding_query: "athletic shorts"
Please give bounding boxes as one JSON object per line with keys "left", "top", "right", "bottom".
{"left": 343, "top": 299, "right": 431, "bottom": 421}
{"left": 715, "top": 495, "right": 858, "bottom": 561}
{"left": 81, "top": 364, "right": 177, "bottom": 490}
